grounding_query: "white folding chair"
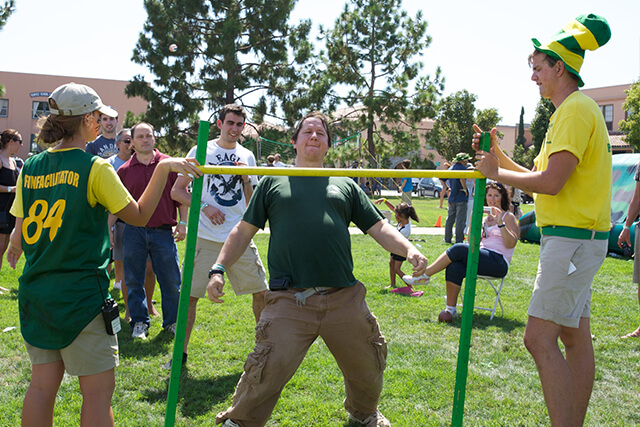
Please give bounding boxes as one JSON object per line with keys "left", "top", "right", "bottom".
{"left": 456, "top": 275, "right": 506, "bottom": 320}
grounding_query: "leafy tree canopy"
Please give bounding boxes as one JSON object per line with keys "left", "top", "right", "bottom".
{"left": 127, "top": 0, "right": 318, "bottom": 152}
{"left": 512, "top": 97, "right": 554, "bottom": 169}
{"left": 620, "top": 80, "right": 640, "bottom": 151}
{"left": 427, "top": 90, "right": 501, "bottom": 162}
{"left": 0, "top": 0, "right": 15, "bottom": 97}
{"left": 322, "top": 0, "right": 443, "bottom": 167}
{"left": 0, "top": 0, "right": 14, "bottom": 31}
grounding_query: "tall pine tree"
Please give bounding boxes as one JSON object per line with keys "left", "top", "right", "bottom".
{"left": 322, "top": 0, "right": 443, "bottom": 167}
{"left": 516, "top": 106, "right": 526, "bottom": 147}
{"left": 126, "top": 0, "right": 316, "bottom": 150}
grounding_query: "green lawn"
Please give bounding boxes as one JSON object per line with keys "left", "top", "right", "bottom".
{"left": 0, "top": 228, "right": 638, "bottom": 426}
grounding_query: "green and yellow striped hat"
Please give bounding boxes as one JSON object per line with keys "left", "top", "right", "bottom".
{"left": 532, "top": 13, "right": 611, "bottom": 87}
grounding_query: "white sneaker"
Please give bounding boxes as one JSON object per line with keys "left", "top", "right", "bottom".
{"left": 221, "top": 420, "right": 240, "bottom": 427}
{"left": 349, "top": 410, "right": 391, "bottom": 426}
{"left": 113, "top": 281, "right": 122, "bottom": 290}
{"left": 402, "top": 274, "right": 429, "bottom": 286}
{"left": 131, "top": 322, "right": 148, "bottom": 340}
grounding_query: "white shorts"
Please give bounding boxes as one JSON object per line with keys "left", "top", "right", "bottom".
{"left": 186, "top": 237, "right": 267, "bottom": 298}
{"left": 528, "top": 235, "right": 607, "bottom": 328}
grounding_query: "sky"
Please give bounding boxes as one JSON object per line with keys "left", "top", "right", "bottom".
{"left": 1, "top": 0, "right": 639, "bottom": 126}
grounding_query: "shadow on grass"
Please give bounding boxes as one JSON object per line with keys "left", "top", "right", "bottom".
{"left": 140, "top": 371, "right": 242, "bottom": 418}
{"left": 117, "top": 325, "right": 175, "bottom": 358}
{"left": 0, "top": 287, "right": 18, "bottom": 300}
{"left": 424, "top": 311, "right": 526, "bottom": 333}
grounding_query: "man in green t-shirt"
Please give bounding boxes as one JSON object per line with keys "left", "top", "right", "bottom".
{"left": 207, "top": 112, "right": 428, "bottom": 427}
{"left": 475, "top": 14, "right": 611, "bottom": 426}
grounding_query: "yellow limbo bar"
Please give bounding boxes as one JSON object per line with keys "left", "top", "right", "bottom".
{"left": 198, "top": 165, "right": 484, "bottom": 179}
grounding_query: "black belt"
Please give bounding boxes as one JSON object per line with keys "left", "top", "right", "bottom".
{"left": 145, "top": 224, "right": 173, "bottom": 231}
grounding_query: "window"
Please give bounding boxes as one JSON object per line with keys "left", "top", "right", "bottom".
{"left": 600, "top": 104, "right": 613, "bottom": 131}
{"left": 0, "top": 99, "right": 8, "bottom": 118}
{"left": 32, "top": 101, "right": 50, "bottom": 119}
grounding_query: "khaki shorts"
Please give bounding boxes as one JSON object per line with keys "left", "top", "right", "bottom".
{"left": 25, "top": 314, "right": 119, "bottom": 376}
{"left": 187, "top": 237, "right": 267, "bottom": 298}
{"left": 528, "top": 235, "right": 607, "bottom": 328}
{"left": 633, "top": 227, "right": 640, "bottom": 284}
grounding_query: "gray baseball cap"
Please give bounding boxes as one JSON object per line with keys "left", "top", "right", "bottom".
{"left": 48, "top": 82, "right": 118, "bottom": 118}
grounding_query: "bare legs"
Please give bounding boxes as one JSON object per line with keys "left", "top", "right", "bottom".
{"left": 622, "top": 283, "right": 640, "bottom": 338}
{"left": 387, "top": 258, "right": 407, "bottom": 288}
{"left": 0, "top": 233, "right": 10, "bottom": 293}
{"left": 524, "top": 316, "right": 594, "bottom": 427}
{"left": 22, "top": 361, "right": 115, "bottom": 427}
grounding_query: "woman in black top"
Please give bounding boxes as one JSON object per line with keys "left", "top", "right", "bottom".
{"left": 0, "top": 129, "right": 21, "bottom": 292}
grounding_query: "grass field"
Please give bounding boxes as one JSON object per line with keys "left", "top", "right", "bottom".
{"left": 0, "top": 197, "right": 637, "bottom": 426}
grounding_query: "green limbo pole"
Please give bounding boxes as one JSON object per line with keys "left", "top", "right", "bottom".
{"left": 165, "top": 120, "right": 210, "bottom": 427}
{"left": 451, "top": 132, "right": 491, "bottom": 426}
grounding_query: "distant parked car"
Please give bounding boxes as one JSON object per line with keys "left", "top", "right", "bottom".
{"left": 412, "top": 178, "right": 420, "bottom": 193}
{"left": 417, "top": 177, "right": 444, "bottom": 198}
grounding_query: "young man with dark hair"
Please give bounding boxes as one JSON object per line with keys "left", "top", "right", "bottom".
{"left": 170, "top": 104, "right": 267, "bottom": 369}
{"left": 208, "top": 111, "right": 428, "bottom": 427}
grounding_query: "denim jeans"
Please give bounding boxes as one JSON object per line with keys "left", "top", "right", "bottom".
{"left": 123, "top": 225, "right": 181, "bottom": 328}
{"left": 445, "top": 243, "right": 509, "bottom": 286}
{"left": 444, "top": 201, "right": 468, "bottom": 243}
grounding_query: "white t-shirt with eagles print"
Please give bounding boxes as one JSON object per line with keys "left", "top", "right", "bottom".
{"left": 187, "top": 140, "right": 258, "bottom": 243}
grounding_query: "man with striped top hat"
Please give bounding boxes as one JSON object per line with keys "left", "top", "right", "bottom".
{"left": 474, "top": 14, "right": 611, "bottom": 426}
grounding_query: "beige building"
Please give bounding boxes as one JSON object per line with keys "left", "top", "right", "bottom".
{"left": 583, "top": 83, "right": 633, "bottom": 153}
{"left": 0, "top": 71, "right": 148, "bottom": 159}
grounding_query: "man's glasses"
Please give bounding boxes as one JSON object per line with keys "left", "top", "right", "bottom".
{"left": 122, "top": 139, "right": 131, "bottom": 144}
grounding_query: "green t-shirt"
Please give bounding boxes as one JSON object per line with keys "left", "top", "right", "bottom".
{"left": 18, "top": 149, "right": 111, "bottom": 349}
{"left": 244, "top": 176, "right": 383, "bottom": 288}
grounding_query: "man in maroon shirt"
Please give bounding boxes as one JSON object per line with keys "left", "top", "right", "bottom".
{"left": 117, "top": 122, "right": 188, "bottom": 340}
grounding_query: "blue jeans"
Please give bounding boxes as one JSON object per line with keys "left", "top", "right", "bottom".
{"left": 444, "top": 201, "right": 468, "bottom": 243}
{"left": 123, "top": 225, "right": 181, "bottom": 328}
{"left": 445, "top": 243, "right": 509, "bottom": 286}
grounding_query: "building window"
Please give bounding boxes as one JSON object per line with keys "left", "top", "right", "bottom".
{"left": 0, "top": 99, "right": 8, "bottom": 118}
{"left": 32, "top": 101, "right": 50, "bottom": 119}
{"left": 600, "top": 104, "right": 613, "bottom": 131}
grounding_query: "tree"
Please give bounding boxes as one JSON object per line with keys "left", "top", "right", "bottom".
{"left": 126, "top": 0, "right": 317, "bottom": 152}
{"left": 0, "top": 0, "right": 15, "bottom": 97}
{"left": 516, "top": 106, "right": 526, "bottom": 147}
{"left": 513, "top": 98, "right": 554, "bottom": 169}
{"left": 619, "top": 80, "right": 640, "bottom": 151}
{"left": 529, "top": 97, "right": 555, "bottom": 154}
{"left": 0, "top": 0, "right": 14, "bottom": 31}
{"left": 427, "top": 90, "right": 477, "bottom": 162}
{"left": 322, "top": 0, "right": 443, "bottom": 167}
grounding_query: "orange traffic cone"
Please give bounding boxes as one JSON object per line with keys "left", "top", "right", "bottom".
{"left": 435, "top": 215, "right": 442, "bottom": 227}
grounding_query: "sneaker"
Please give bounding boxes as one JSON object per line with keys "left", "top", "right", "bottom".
{"left": 165, "top": 323, "right": 177, "bottom": 335}
{"left": 162, "top": 353, "right": 188, "bottom": 370}
{"left": 402, "top": 274, "right": 429, "bottom": 286}
{"left": 113, "top": 280, "right": 122, "bottom": 290}
{"left": 131, "top": 322, "right": 148, "bottom": 340}
{"left": 220, "top": 420, "right": 240, "bottom": 427}
{"left": 349, "top": 410, "right": 391, "bottom": 427}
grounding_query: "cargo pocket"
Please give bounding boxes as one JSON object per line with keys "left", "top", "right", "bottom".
{"left": 243, "top": 342, "right": 273, "bottom": 384}
{"left": 366, "top": 313, "right": 388, "bottom": 371}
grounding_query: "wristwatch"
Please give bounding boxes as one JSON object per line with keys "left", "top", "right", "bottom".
{"left": 208, "top": 268, "right": 224, "bottom": 279}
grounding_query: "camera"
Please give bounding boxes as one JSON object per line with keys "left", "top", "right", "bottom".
{"left": 483, "top": 207, "right": 492, "bottom": 214}
{"left": 621, "top": 241, "right": 632, "bottom": 258}
{"left": 102, "top": 298, "right": 121, "bottom": 335}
